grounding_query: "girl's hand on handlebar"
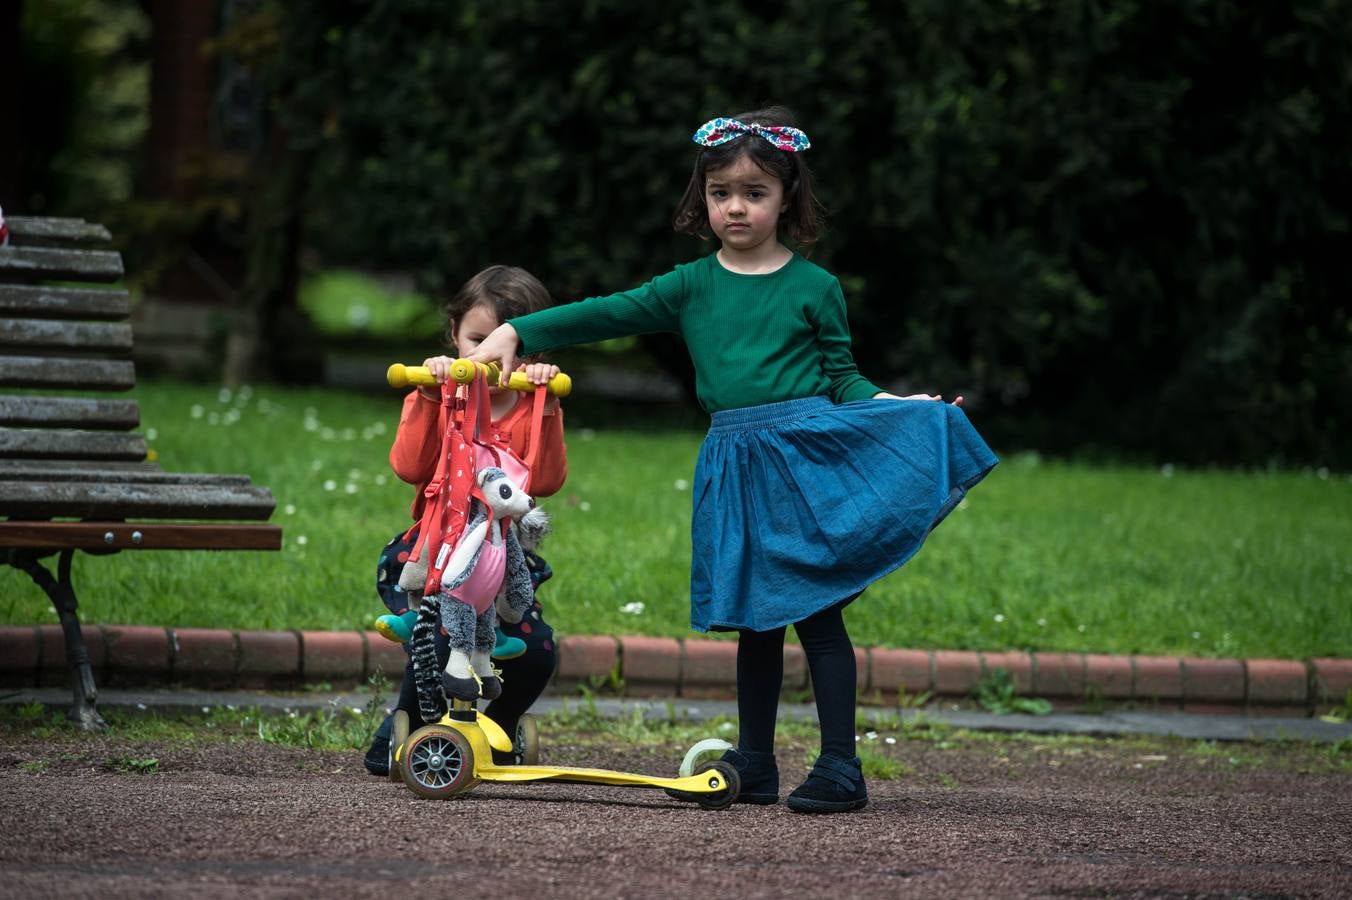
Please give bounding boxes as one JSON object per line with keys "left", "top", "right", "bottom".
{"left": 517, "top": 362, "right": 559, "bottom": 385}
{"left": 468, "top": 324, "right": 521, "bottom": 385}
{"left": 518, "top": 362, "right": 562, "bottom": 412}
{"left": 418, "top": 355, "right": 454, "bottom": 398}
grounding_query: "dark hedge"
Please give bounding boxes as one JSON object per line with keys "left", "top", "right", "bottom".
{"left": 266, "top": 0, "right": 1352, "bottom": 466}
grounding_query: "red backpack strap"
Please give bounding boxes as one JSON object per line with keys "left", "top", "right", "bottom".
{"left": 407, "top": 388, "right": 452, "bottom": 564}
{"left": 423, "top": 372, "right": 486, "bottom": 591}
{"left": 521, "top": 385, "right": 549, "bottom": 475}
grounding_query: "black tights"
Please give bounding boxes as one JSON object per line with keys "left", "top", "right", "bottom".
{"left": 735, "top": 598, "right": 857, "bottom": 760}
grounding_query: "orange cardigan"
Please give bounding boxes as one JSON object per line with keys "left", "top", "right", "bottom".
{"left": 389, "top": 389, "right": 568, "bottom": 521}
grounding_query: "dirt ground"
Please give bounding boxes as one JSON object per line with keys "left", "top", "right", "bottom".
{"left": 0, "top": 722, "right": 1349, "bottom": 899}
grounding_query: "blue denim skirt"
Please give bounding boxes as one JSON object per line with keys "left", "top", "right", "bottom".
{"left": 690, "top": 396, "right": 998, "bottom": 633}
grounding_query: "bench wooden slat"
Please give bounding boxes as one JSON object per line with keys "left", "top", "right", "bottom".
{"left": 0, "top": 458, "right": 161, "bottom": 474}
{"left": 0, "top": 285, "right": 131, "bottom": 321}
{"left": 0, "top": 427, "right": 146, "bottom": 460}
{"left": 0, "top": 466, "right": 249, "bottom": 486}
{"left": 0, "top": 355, "right": 136, "bottom": 390}
{"left": 0, "top": 247, "right": 125, "bottom": 282}
{"left": 0, "top": 318, "right": 133, "bottom": 353}
{"left": 3, "top": 216, "right": 112, "bottom": 246}
{"left": 0, "top": 521, "right": 282, "bottom": 551}
{"left": 0, "top": 481, "right": 277, "bottom": 520}
{"left": 0, "top": 397, "right": 140, "bottom": 430}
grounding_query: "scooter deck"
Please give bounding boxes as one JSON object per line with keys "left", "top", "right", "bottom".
{"left": 473, "top": 764, "right": 731, "bottom": 793}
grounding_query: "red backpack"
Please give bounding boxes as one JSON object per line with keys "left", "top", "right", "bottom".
{"left": 406, "top": 367, "right": 550, "bottom": 596}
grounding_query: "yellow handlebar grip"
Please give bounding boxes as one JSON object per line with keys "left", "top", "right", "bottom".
{"left": 503, "top": 371, "right": 573, "bottom": 397}
{"left": 387, "top": 363, "right": 439, "bottom": 388}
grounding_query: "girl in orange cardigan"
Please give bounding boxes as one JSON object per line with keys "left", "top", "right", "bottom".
{"left": 365, "top": 265, "right": 568, "bottom": 775}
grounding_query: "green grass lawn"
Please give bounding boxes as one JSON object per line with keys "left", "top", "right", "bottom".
{"left": 3, "top": 380, "right": 1349, "bottom": 660}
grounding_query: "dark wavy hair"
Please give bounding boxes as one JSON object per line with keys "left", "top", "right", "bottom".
{"left": 672, "top": 105, "right": 824, "bottom": 252}
{"left": 443, "top": 265, "right": 553, "bottom": 351}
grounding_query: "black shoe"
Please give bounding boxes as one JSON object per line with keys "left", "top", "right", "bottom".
{"left": 667, "top": 748, "right": 779, "bottom": 805}
{"left": 786, "top": 754, "right": 868, "bottom": 814}
{"left": 440, "top": 671, "right": 480, "bottom": 701}
{"left": 363, "top": 715, "right": 393, "bottom": 777}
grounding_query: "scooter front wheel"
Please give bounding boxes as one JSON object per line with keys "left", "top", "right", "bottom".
{"left": 693, "top": 760, "right": 740, "bottom": 810}
{"left": 400, "top": 725, "right": 476, "bottom": 800}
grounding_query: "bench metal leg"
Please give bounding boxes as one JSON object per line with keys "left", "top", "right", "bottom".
{"left": 10, "top": 549, "right": 106, "bottom": 731}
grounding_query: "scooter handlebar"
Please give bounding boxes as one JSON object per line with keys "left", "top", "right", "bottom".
{"left": 386, "top": 361, "right": 572, "bottom": 397}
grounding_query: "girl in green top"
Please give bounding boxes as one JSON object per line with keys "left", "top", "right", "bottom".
{"left": 474, "top": 106, "right": 998, "bottom": 814}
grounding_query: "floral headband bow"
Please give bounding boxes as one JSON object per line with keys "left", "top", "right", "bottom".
{"left": 691, "top": 117, "right": 811, "bottom": 152}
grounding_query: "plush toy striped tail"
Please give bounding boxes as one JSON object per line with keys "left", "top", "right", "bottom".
{"left": 409, "top": 594, "right": 446, "bottom": 724}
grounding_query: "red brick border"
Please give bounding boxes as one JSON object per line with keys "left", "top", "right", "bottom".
{"left": 1312, "top": 658, "right": 1352, "bottom": 709}
{"left": 1181, "top": 657, "right": 1245, "bottom": 704}
{"left": 237, "top": 630, "right": 300, "bottom": 686}
{"left": 1245, "top": 658, "right": 1307, "bottom": 706}
{"left": 1084, "top": 653, "right": 1134, "bottom": 699}
{"left": 300, "top": 631, "right": 364, "bottom": 683}
{"left": 34, "top": 624, "right": 108, "bottom": 688}
{"left": 364, "top": 633, "right": 407, "bottom": 684}
{"left": 981, "top": 651, "right": 1034, "bottom": 693}
{"left": 555, "top": 635, "right": 618, "bottom": 683}
{"left": 618, "top": 635, "right": 681, "bottom": 693}
{"left": 869, "top": 648, "right": 931, "bottom": 699}
{"left": 172, "top": 628, "right": 238, "bottom": 684}
{"left": 681, "top": 639, "right": 737, "bottom": 699}
{"left": 0, "top": 626, "right": 38, "bottom": 686}
{"left": 1033, "top": 652, "right": 1085, "bottom": 698}
{"left": 6, "top": 625, "right": 1347, "bottom": 717}
{"left": 103, "top": 626, "right": 172, "bottom": 681}
{"left": 1132, "top": 655, "right": 1183, "bottom": 704}
{"left": 933, "top": 650, "right": 983, "bottom": 696}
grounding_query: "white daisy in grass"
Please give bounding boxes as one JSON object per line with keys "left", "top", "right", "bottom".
{"left": 619, "top": 601, "right": 645, "bottom": 615}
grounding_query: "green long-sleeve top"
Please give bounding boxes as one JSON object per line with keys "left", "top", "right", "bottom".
{"left": 510, "top": 253, "right": 881, "bottom": 412}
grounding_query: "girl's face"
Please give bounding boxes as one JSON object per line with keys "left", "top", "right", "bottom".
{"left": 703, "top": 155, "right": 787, "bottom": 254}
{"left": 452, "top": 304, "right": 501, "bottom": 358}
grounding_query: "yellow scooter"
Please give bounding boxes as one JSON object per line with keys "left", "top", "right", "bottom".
{"left": 389, "top": 703, "right": 740, "bottom": 809}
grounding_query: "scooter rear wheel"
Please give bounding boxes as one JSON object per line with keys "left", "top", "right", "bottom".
{"left": 388, "top": 710, "right": 410, "bottom": 784}
{"left": 516, "top": 713, "right": 540, "bottom": 765}
{"left": 693, "top": 760, "right": 741, "bottom": 810}
{"left": 400, "top": 725, "right": 476, "bottom": 800}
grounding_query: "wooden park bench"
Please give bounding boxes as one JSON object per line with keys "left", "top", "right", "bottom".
{"left": 0, "top": 216, "right": 281, "bottom": 729}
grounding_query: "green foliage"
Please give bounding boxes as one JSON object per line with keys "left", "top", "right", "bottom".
{"left": 857, "top": 746, "right": 913, "bottom": 781}
{"left": 299, "top": 270, "right": 442, "bottom": 340}
{"left": 109, "top": 756, "right": 160, "bottom": 774}
{"left": 17, "top": 0, "right": 150, "bottom": 215}
{"left": 255, "top": 0, "right": 1352, "bottom": 465}
{"left": 973, "top": 669, "right": 1053, "bottom": 716}
{"left": 1319, "top": 690, "right": 1352, "bottom": 725}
